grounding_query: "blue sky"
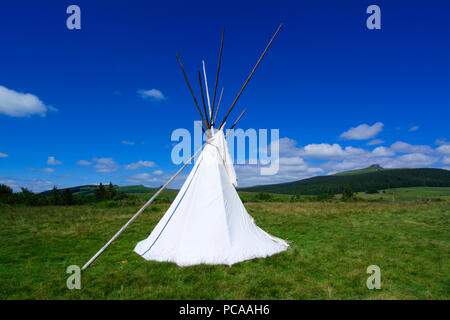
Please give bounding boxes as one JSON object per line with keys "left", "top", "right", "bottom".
{"left": 1, "top": 0, "right": 449, "bottom": 191}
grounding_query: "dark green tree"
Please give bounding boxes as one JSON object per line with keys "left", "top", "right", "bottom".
{"left": 50, "top": 186, "right": 61, "bottom": 205}
{"left": 20, "top": 187, "right": 39, "bottom": 206}
{"left": 0, "top": 184, "right": 13, "bottom": 195}
{"left": 0, "top": 184, "right": 14, "bottom": 204}
{"left": 107, "top": 182, "right": 116, "bottom": 199}
{"left": 94, "top": 183, "right": 106, "bottom": 201}
{"left": 62, "top": 188, "right": 73, "bottom": 205}
{"left": 342, "top": 185, "right": 354, "bottom": 200}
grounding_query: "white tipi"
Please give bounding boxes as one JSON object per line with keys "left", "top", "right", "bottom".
{"left": 134, "top": 129, "right": 289, "bottom": 266}
{"left": 81, "top": 24, "right": 287, "bottom": 271}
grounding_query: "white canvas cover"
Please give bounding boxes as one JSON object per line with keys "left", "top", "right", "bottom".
{"left": 134, "top": 129, "right": 289, "bottom": 266}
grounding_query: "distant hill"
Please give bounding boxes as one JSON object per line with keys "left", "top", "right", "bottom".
{"left": 333, "top": 164, "right": 388, "bottom": 176}
{"left": 239, "top": 167, "right": 450, "bottom": 195}
{"left": 40, "top": 184, "right": 165, "bottom": 196}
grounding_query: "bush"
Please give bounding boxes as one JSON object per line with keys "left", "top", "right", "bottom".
{"left": 239, "top": 195, "right": 249, "bottom": 203}
{"left": 316, "top": 193, "right": 333, "bottom": 201}
{"left": 366, "top": 188, "right": 379, "bottom": 194}
{"left": 342, "top": 185, "right": 354, "bottom": 201}
{"left": 256, "top": 192, "right": 272, "bottom": 201}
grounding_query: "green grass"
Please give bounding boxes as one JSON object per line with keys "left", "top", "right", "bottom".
{"left": 0, "top": 199, "right": 449, "bottom": 300}
{"left": 356, "top": 187, "right": 450, "bottom": 201}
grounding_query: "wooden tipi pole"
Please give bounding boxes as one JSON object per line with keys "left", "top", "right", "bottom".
{"left": 176, "top": 53, "right": 208, "bottom": 130}
{"left": 213, "top": 87, "right": 224, "bottom": 126}
{"left": 218, "top": 24, "right": 282, "bottom": 130}
{"left": 211, "top": 29, "right": 225, "bottom": 124}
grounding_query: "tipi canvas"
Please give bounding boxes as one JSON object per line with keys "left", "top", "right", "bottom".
{"left": 81, "top": 24, "right": 287, "bottom": 271}
{"left": 134, "top": 129, "right": 289, "bottom": 266}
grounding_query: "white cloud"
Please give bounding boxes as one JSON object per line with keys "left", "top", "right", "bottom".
{"left": 40, "top": 168, "right": 55, "bottom": 173}
{"left": 372, "top": 146, "right": 395, "bottom": 157}
{"left": 0, "top": 179, "right": 18, "bottom": 191}
{"left": 390, "top": 141, "right": 434, "bottom": 154}
{"left": 0, "top": 177, "right": 54, "bottom": 192}
{"left": 441, "top": 156, "right": 450, "bottom": 165}
{"left": 300, "top": 143, "right": 346, "bottom": 159}
{"left": 340, "top": 122, "right": 384, "bottom": 140}
{"left": 367, "top": 139, "right": 384, "bottom": 146}
{"left": 0, "top": 85, "right": 56, "bottom": 117}
{"left": 126, "top": 172, "right": 164, "bottom": 184}
{"left": 130, "top": 173, "right": 151, "bottom": 180}
{"left": 235, "top": 157, "right": 324, "bottom": 187}
{"left": 436, "top": 144, "right": 450, "bottom": 156}
{"left": 47, "top": 156, "right": 62, "bottom": 165}
{"left": 125, "top": 160, "right": 155, "bottom": 170}
{"left": 383, "top": 153, "right": 438, "bottom": 168}
{"left": 408, "top": 125, "right": 420, "bottom": 132}
{"left": 435, "top": 138, "right": 449, "bottom": 145}
{"left": 92, "top": 158, "right": 120, "bottom": 173}
{"left": 322, "top": 160, "right": 366, "bottom": 173}
{"left": 0, "top": 152, "right": 8, "bottom": 158}
{"left": 265, "top": 137, "right": 398, "bottom": 162}
{"left": 297, "top": 143, "right": 369, "bottom": 160}
{"left": 122, "top": 140, "right": 135, "bottom": 146}
{"left": 76, "top": 160, "right": 92, "bottom": 166}
{"left": 137, "top": 89, "right": 166, "bottom": 101}
{"left": 153, "top": 170, "right": 163, "bottom": 175}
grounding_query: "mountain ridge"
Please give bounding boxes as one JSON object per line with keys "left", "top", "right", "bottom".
{"left": 238, "top": 166, "right": 450, "bottom": 195}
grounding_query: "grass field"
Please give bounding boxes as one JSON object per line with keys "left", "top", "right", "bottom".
{"left": 1, "top": 195, "right": 449, "bottom": 300}
{"left": 356, "top": 186, "right": 450, "bottom": 201}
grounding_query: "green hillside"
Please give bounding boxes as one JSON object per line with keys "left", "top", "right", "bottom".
{"left": 333, "top": 164, "right": 388, "bottom": 176}
{"left": 239, "top": 167, "right": 450, "bottom": 195}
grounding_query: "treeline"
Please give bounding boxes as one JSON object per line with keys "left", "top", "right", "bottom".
{"left": 240, "top": 168, "right": 450, "bottom": 195}
{"left": 0, "top": 183, "right": 129, "bottom": 206}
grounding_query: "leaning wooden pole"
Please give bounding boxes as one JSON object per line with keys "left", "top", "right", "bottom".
{"left": 219, "top": 24, "right": 282, "bottom": 130}
{"left": 211, "top": 29, "right": 225, "bottom": 124}
{"left": 213, "top": 87, "right": 224, "bottom": 126}
{"left": 81, "top": 127, "right": 237, "bottom": 270}
{"left": 82, "top": 141, "right": 208, "bottom": 271}
{"left": 176, "top": 53, "right": 208, "bottom": 130}
{"left": 229, "top": 109, "right": 246, "bottom": 130}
